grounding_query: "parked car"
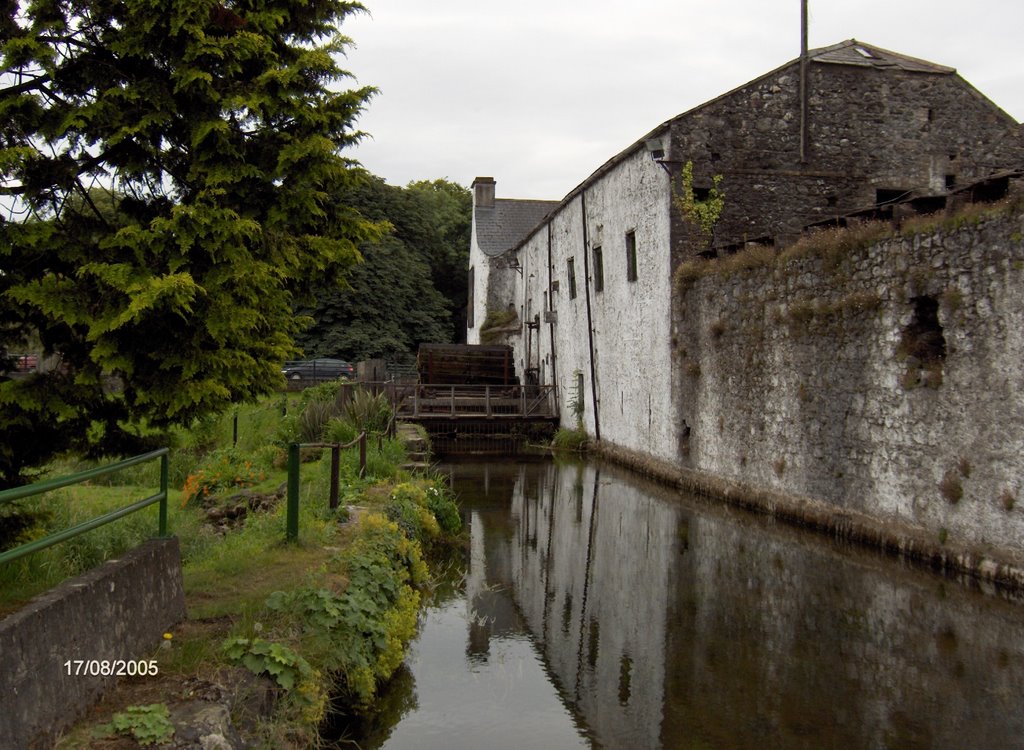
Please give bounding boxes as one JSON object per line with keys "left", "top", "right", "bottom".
{"left": 281, "top": 358, "right": 354, "bottom": 382}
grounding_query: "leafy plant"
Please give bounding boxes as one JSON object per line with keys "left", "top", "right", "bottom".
{"left": 673, "top": 160, "right": 725, "bottom": 247}
{"left": 100, "top": 704, "right": 174, "bottom": 747}
{"left": 223, "top": 637, "right": 313, "bottom": 692}
{"left": 264, "top": 513, "right": 426, "bottom": 709}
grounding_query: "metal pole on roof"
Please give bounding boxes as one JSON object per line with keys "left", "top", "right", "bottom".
{"left": 800, "top": 0, "right": 809, "bottom": 164}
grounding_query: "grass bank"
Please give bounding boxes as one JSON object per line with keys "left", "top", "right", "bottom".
{"left": 0, "top": 383, "right": 461, "bottom": 748}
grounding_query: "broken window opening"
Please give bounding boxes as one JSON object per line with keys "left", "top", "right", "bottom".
{"left": 898, "top": 295, "right": 946, "bottom": 389}
{"left": 593, "top": 246, "right": 604, "bottom": 292}
{"left": 567, "top": 257, "right": 577, "bottom": 300}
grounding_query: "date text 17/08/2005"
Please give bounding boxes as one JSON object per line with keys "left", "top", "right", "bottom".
{"left": 63, "top": 660, "right": 159, "bottom": 677}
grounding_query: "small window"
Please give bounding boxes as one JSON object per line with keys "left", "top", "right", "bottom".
{"left": 593, "top": 246, "right": 604, "bottom": 293}
{"left": 567, "top": 257, "right": 577, "bottom": 299}
{"left": 467, "top": 267, "right": 475, "bottom": 328}
{"left": 625, "top": 231, "right": 638, "bottom": 282}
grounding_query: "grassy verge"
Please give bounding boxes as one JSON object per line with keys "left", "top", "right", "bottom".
{"left": 0, "top": 385, "right": 462, "bottom": 748}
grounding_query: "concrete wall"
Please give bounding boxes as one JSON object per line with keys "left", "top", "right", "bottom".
{"left": 675, "top": 207, "right": 1024, "bottom": 557}
{"left": 0, "top": 538, "right": 187, "bottom": 748}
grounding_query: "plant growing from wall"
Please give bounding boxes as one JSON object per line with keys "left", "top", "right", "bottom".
{"left": 569, "top": 371, "right": 586, "bottom": 425}
{"left": 479, "top": 308, "right": 520, "bottom": 344}
{"left": 673, "top": 161, "right": 725, "bottom": 249}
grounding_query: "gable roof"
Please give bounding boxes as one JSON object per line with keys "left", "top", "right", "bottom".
{"left": 810, "top": 39, "right": 955, "bottom": 74}
{"left": 475, "top": 198, "right": 559, "bottom": 257}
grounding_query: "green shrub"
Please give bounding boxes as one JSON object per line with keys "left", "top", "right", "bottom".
{"left": 424, "top": 483, "right": 461, "bottom": 536}
{"left": 552, "top": 427, "right": 589, "bottom": 451}
{"left": 325, "top": 417, "right": 360, "bottom": 446}
{"left": 384, "top": 481, "right": 462, "bottom": 541}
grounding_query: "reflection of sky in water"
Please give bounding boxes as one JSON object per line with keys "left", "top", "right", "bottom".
{"left": 378, "top": 601, "right": 590, "bottom": 750}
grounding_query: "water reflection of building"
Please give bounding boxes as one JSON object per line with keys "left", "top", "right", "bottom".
{"left": 465, "top": 461, "right": 685, "bottom": 749}
{"left": 459, "top": 459, "right": 1024, "bottom": 750}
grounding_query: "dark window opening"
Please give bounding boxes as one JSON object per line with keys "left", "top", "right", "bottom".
{"left": 467, "top": 267, "right": 475, "bottom": 328}
{"left": 945, "top": 174, "right": 957, "bottom": 189}
{"left": 876, "top": 188, "right": 908, "bottom": 206}
{"left": 907, "top": 196, "right": 947, "bottom": 216}
{"left": 593, "top": 246, "right": 604, "bottom": 292}
{"left": 625, "top": 231, "right": 638, "bottom": 282}
{"left": 693, "top": 186, "right": 712, "bottom": 201}
{"left": 927, "top": 108, "right": 934, "bottom": 122}
{"left": 567, "top": 257, "right": 577, "bottom": 299}
{"left": 826, "top": 196, "right": 838, "bottom": 207}
{"left": 969, "top": 176, "right": 1010, "bottom": 204}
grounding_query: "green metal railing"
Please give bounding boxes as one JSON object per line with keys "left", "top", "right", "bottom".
{"left": 0, "top": 448, "right": 169, "bottom": 565}
{"left": 286, "top": 433, "right": 366, "bottom": 542}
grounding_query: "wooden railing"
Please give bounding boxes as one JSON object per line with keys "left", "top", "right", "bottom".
{"left": 396, "top": 384, "right": 557, "bottom": 419}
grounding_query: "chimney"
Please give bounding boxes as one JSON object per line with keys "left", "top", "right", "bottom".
{"left": 473, "top": 177, "right": 496, "bottom": 208}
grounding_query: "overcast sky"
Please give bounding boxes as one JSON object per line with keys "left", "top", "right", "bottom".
{"left": 343, "top": 0, "right": 1024, "bottom": 200}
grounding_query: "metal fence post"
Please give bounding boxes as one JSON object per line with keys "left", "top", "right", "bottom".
{"left": 287, "top": 442, "right": 300, "bottom": 542}
{"left": 329, "top": 445, "right": 340, "bottom": 510}
{"left": 159, "top": 452, "right": 168, "bottom": 537}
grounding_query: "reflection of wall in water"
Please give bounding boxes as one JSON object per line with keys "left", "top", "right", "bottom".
{"left": 663, "top": 510, "right": 1024, "bottom": 749}
{"left": 509, "top": 462, "right": 685, "bottom": 750}
{"left": 461, "top": 460, "right": 1024, "bottom": 749}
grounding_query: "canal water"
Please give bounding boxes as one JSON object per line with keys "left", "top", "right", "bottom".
{"left": 345, "top": 458, "right": 1024, "bottom": 750}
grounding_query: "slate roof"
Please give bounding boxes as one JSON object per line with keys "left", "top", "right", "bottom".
{"left": 810, "top": 39, "right": 955, "bottom": 74}
{"left": 475, "top": 199, "right": 559, "bottom": 257}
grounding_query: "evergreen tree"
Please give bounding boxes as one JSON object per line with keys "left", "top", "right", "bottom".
{"left": 0, "top": 0, "right": 380, "bottom": 484}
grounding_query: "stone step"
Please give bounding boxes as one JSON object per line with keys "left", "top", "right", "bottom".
{"left": 401, "top": 462, "right": 432, "bottom": 473}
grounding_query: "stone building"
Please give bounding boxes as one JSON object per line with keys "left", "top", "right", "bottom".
{"left": 466, "top": 39, "right": 1024, "bottom": 569}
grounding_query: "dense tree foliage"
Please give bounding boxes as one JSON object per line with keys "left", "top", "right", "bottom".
{"left": 295, "top": 176, "right": 470, "bottom": 361}
{"left": 0, "top": 0, "right": 379, "bottom": 484}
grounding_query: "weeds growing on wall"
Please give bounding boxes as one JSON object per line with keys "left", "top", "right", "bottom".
{"left": 673, "top": 160, "right": 725, "bottom": 249}
{"left": 479, "top": 308, "right": 520, "bottom": 344}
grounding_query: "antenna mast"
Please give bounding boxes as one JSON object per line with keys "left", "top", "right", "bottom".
{"left": 799, "top": 0, "right": 809, "bottom": 163}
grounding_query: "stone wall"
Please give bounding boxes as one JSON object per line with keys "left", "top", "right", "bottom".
{"left": 668, "top": 62, "right": 1024, "bottom": 254}
{"left": 674, "top": 206, "right": 1024, "bottom": 559}
{"left": 0, "top": 538, "right": 187, "bottom": 748}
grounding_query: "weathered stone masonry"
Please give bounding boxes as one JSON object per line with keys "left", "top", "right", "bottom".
{"left": 673, "top": 208, "right": 1024, "bottom": 567}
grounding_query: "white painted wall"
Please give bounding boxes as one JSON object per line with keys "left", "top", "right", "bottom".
{"left": 515, "top": 147, "right": 676, "bottom": 463}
